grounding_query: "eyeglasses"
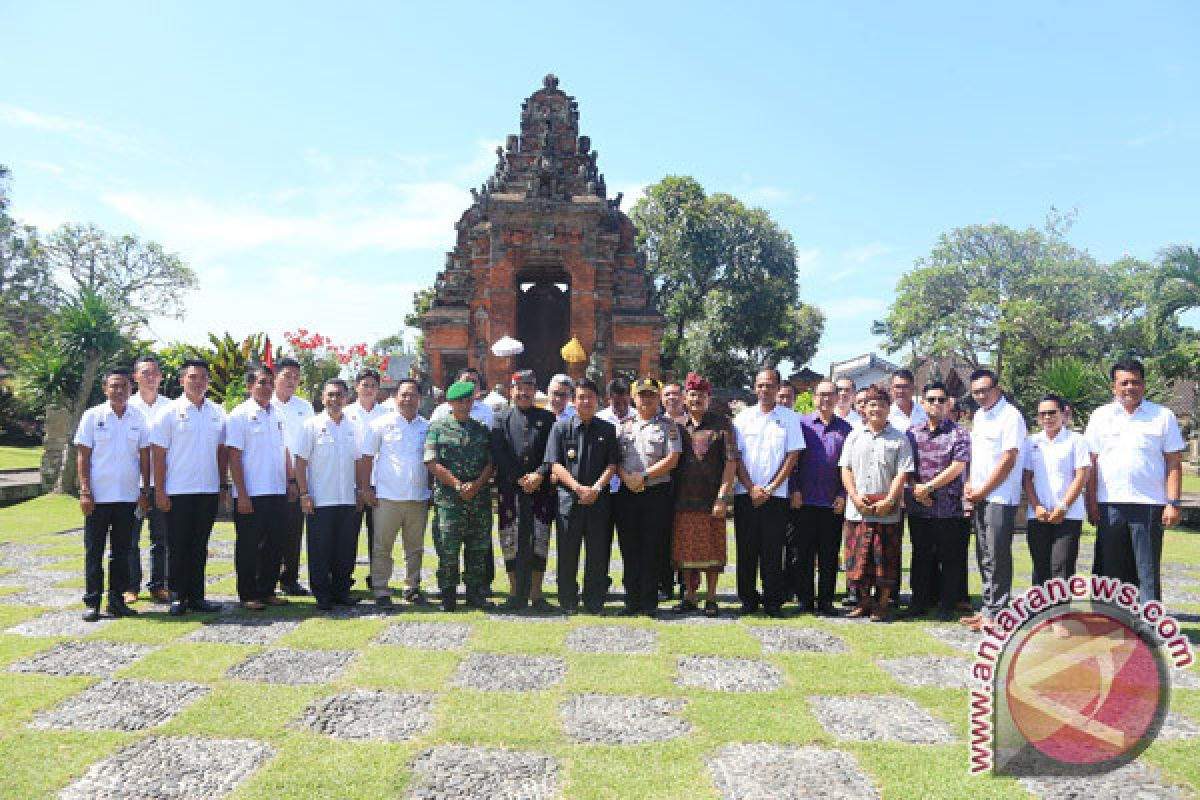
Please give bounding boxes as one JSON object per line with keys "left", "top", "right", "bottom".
{"left": 1037, "top": 410, "right": 1060, "bottom": 417}
{"left": 925, "top": 396, "right": 948, "bottom": 404}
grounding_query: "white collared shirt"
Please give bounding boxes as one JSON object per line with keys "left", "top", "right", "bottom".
{"left": 1024, "top": 429, "right": 1091, "bottom": 520}
{"left": 1085, "top": 399, "right": 1185, "bottom": 505}
{"left": 345, "top": 400, "right": 390, "bottom": 447}
{"left": 968, "top": 395, "right": 1027, "bottom": 505}
{"left": 150, "top": 396, "right": 226, "bottom": 495}
{"left": 129, "top": 392, "right": 172, "bottom": 487}
{"left": 363, "top": 411, "right": 432, "bottom": 502}
{"left": 734, "top": 403, "right": 806, "bottom": 498}
{"left": 555, "top": 404, "right": 578, "bottom": 424}
{"left": 431, "top": 399, "right": 495, "bottom": 429}
{"left": 225, "top": 399, "right": 287, "bottom": 497}
{"left": 271, "top": 393, "right": 314, "bottom": 468}
{"left": 597, "top": 404, "right": 635, "bottom": 491}
{"left": 295, "top": 411, "right": 361, "bottom": 507}
{"left": 887, "top": 401, "right": 928, "bottom": 433}
{"left": 74, "top": 402, "right": 149, "bottom": 503}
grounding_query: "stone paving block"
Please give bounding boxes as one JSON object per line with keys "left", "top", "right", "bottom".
{"left": 659, "top": 612, "right": 738, "bottom": 625}
{"left": 8, "top": 639, "right": 155, "bottom": 677}
{"left": 0, "top": 586, "right": 81, "bottom": 607}
{"left": 808, "top": 694, "right": 953, "bottom": 743}
{"left": 0, "top": 569, "right": 75, "bottom": 588}
{"left": 1159, "top": 710, "right": 1200, "bottom": 739}
{"left": 60, "top": 735, "right": 273, "bottom": 800}
{"left": 453, "top": 653, "right": 566, "bottom": 691}
{"left": 5, "top": 608, "right": 113, "bottom": 637}
{"left": 565, "top": 625, "right": 658, "bottom": 654}
{"left": 676, "top": 656, "right": 784, "bottom": 693}
{"left": 1162, "top": 587, "right": 1200, "bottom": 608}
{"left": 877, "top": 655, "right": 977, "bottom": 690}
{"left": 709, "top": 743, "right": 880, "bottom": 800}
{"left": 226, "top": 647, "right": 355, "bottom": 685}
{"left": 408, "top": 746, "right": 558, "bottom": 800}
{"left": 297, "top": 689, "right": 434, "bottom": 741}
{"left": 0, "top": 545, "right": 62, "bottom": 570}
{"left": 561, "top": 694, "right": 690, "bottom": 744}
{"left": 185, "top": 616, "right": 300, "bottom": 645}
{"left": 926, "top": 624, "right": 982, "bottom": 654}
{"left": 374, "top": 621, "right": 472, "bottom": 650}
{"left": 749, "top": 626, "right": 848, "bottom": 654}
{"left": 1170, "top": 668, "right": 1200, "bottom": 690}
{"left": 32, "top": 679, "right": 208, "bottom": 731}
{"left": 1018, "top": 759, "right": 1186, "bottom": 799}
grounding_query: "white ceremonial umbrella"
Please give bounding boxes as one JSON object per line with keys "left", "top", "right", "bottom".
{"left": 491, "top": 336, "right": 524, "bottom": 357}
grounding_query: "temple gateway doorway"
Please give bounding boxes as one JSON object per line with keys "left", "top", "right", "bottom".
{"left": 517, "top": 279, "right": 569, "bottom": 388}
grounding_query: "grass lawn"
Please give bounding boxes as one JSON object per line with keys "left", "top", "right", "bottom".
{"left": 0, "top": 495, "right": 1197, "bottom": 798}
{"left": 0, "top": 445, "right": 40, "bottom": 471}
{"left": 1184, "top": 473, "right": 1200, "bottom": 495}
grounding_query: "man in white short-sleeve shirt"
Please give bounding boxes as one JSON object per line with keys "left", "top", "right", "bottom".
{"left": 887, "top": 369, "right": 928, "bottom": 433}
{"left": 345, "top": 367, "right": 389, "bottom": 588}
{"left": 74, "top": 369, "right": 151, "bottom": 620}
{"left": 1022, "top": 394, "right": 1091, "bottom": 586}
{"left": 1085, "top": 359, "right": 1185, "bottom": 604}
{"left": 733, "top": 368, "right": 805, "bottom": 617}
{"left": 294, "top": 378, "right": 364, "bottom": 611}
{"left": 359, "top": 378, "right": 432, "bottom": 607}
{"left": 150, "top": 359, "right": 228, "bottom": 616}
{"left": 226, "top": 366, "right": 293, "bottom": 610}
{"left": 962, "top": 368, "right": 1026, "bottom": 629}
{"left": 126, "top": 354, "right": 172, "bottom": 603}
{"left": 271, "top": 357, "right": 314, "bottom": 596}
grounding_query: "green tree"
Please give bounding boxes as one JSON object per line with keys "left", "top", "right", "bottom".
{"left": 630, "top": 176, "right": 824, "bottom": 387}
{"left": 882, "top": 212, "right": 1157, "bottom": 407}
{"left": 44, "top": 223, "right": 197, "bottom": 326}
{"left": 0, "top": 166, "right": 57, "bottom": 372}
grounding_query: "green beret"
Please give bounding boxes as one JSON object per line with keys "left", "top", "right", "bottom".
{"left": 446, "top": 380, "right": 475, "bottom": 401}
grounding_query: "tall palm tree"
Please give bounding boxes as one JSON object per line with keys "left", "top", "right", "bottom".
{"left": 1153, "top": 244, "right": 1200, "bottom": 331}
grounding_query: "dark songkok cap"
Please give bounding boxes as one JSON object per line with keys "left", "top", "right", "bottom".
{"left": 511, "top": 369, "right": 536, "bottom": 386}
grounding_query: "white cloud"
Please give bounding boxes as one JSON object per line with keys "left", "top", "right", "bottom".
{"left": 0, "top": 103, "right": 136, "bottom": 152}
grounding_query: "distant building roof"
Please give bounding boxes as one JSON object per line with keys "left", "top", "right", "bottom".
{"left": 828, "top": 353, "right": 900, "bottom": 380}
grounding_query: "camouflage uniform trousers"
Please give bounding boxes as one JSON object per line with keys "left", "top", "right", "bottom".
{"left": 432, "top": 491, "right": 493, "bottom": 596}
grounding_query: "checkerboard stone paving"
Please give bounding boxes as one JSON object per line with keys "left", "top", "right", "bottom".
{"left": 0, "top": 543, "right": 64, "bottom": 570}
{"left": 60, "top": 736, "right": 274, "bottom": 800}
{"left": 877, "top": 655, "right": 977, "bottom": 690}
{"left": 926, "top": 624, "right": 983, "bottom": 653}
{"left": 749, "top": 625, "right": 847, "bottom": 653}
{"left": 297, "top": 689, "right": 435, "bottom": 741}
{"left": 32, "top": 679, "right": 208, "bottom": 731}
{"left": 561, "top": 694, "right": 691, "bottom": 744}
{"left": 709, "top": 743, "right": 880, "bottom": 800}
{"left": 1018, "top": 758, "right": 1188, "bottom": 799}
{"left": 8, "top": 639, "right": 155, "bottom": 677}
{"left": 185, "top": 615, "right": 301, "bottom": 645}
{"left": 408, "top": 746, "right": 559, "bottom": 800}
{"left": 226, "top": 647, "right": 356, "bottom": 684}
{"left": 6, "top": 608, "right": 114, "bottom": 637}
{"left": 565, "top": 624, "right": 658, "bottom": 653}
{"left": 0, "top": 586, "right": 81, "bottom": 607}
{"left": 453, "top": 653, "right": 566, "bottom": 691}
{"left": 0, "top": 568, "right": 74, "bottom": 587}
{"left": 676, "top": 656, "right": 784, "bottom": 692}
{"left": 808, "top": 694, "right": 955, "bottom": 743}
{"left": 375, "top": 620, "right": 472, "bottom": 649}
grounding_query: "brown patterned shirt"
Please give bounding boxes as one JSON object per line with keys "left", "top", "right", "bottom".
{"left": 673, "top": 411, "right": 739, "bottom": 512}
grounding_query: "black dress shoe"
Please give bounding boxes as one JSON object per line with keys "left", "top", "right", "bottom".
{"left": 764, "top": 606, "right": 786, "bottom": 619}
{"left": 440, "top": 597, "right": 456, "bottom": 612}
{"left": 531, "top": 598, "right": 556, "bottom": 613}
{"left": 842, "top": 589, "right": 859, "bottom": 607}
{"left": 501, "top": 597, "right": 528, "bottom": 612}
{"left": 901, "top": 606, "right": 930, "bottom": 619}
{"left": 403, "top": 588, "right": 430, "bottom": 605}
{"left": 375, "top": 595, "right": 394, "bottom": 610}
{"left": 315, "top": 600, "right": 334, "bottom": 611}
{"left": 672, "top": 599, "right": 698, "bottom": 614}
{"left": 168, "top": 601, "right": 187, "bottom": 616}
{"left": 189, "top": 599, "right": 221, "bottom": 613}
{"left": 281, "top": 582, "right": 311, "bottom": 596}
{"left": 465, "top": 596, "right": 495, "bottom": 611}
{"left": 738, "top": 603, "right": 760, "bottom": 616}
{"left": 617, "top": 607, "right": 639, "bottom": 617}
{"left": 82, "top": 606, "right": 101, "bottom": 622}
{"left": 334, "top": 596, "right": 361, "bottom": 607}
{"left": 815, "top": 603, "right": 838, "bottom": 617}
{"left": 105, "top": 601, "right": 138, "bottom": 618}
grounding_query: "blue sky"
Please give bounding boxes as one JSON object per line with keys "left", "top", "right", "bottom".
{"left": 3, "top": 1, "right": 1197, "bottom": 374}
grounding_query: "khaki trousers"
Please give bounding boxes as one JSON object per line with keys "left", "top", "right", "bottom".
{"left": 371, "top": 499, "right": 430, "bottom": 596}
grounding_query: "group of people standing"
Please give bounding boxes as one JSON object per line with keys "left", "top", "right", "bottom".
{"left": 74, "top": 352, "right": 1184, "bottom": 629}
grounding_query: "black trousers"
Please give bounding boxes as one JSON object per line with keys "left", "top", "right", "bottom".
{"left": 233, "top": 494, "right": 288, "bottom": 602}
{"left": 278, "top": 497, "right": 306, "bottom": 588}
{"left": 307, "top": 505, "right": 359, "bottom": 605}
{"left": 787, "top": 505, "right": 843, "bottom": 607}
{"left": 127, "top": 506, "right": 167, "bottom": 592}
{"left": 556, "top": 495, "right": 612, "bottom": 611}
{"left": 659, "top": 483, "right": 677, "bottom": 594}
{"left": 1027, "top": 518, "right": 1082, "bottom": 586}
{"left": 908, "top": 515, "right": 968, "bottom": 613}
{"left": 734, "top": 495, "right": 789, "bottom": 610}
{"left": 84, "top": 502, "right": 136, "bottom": 607}
{"left": 166, "top": 493, "right": 218, "bottom": 604}
{"left": 614, "top": 483, "right": 673, "bottom": 612}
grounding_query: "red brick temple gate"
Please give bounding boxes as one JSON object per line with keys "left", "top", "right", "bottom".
{"left": 419, "top": 74, "right": 664, "bottom": 390}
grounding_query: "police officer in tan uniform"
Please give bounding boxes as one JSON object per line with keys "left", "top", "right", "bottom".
{"left": 614, "top": 377, "right": 682, "bottom": 617}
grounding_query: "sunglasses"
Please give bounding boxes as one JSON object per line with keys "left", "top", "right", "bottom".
{"left": 925, "top": 396, "right": 948, "bottom": 404}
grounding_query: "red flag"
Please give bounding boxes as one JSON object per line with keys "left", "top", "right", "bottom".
{"left": 263, "top": 336, "right": 275, "bottom": 371}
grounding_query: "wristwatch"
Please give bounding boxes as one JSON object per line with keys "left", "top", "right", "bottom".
{"left": 1166, "top": 499, "right": 1182, "bottom": 507}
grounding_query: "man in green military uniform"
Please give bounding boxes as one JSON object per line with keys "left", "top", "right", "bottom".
{"left": 425, "top": 380, "right": 496, "bottom": 611}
